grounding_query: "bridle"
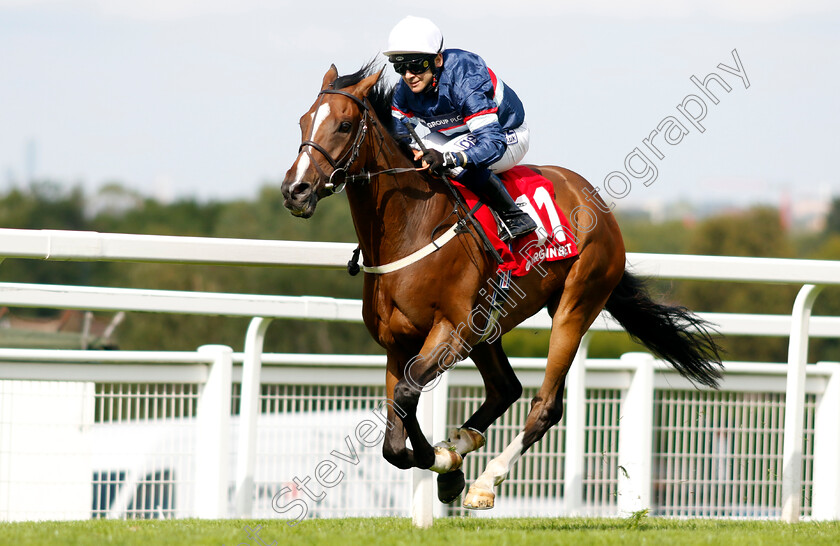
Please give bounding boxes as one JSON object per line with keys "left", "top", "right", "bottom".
{"left": 298, "top": 88, "right": 370, "bottom": 194}
{"left": 297, "top": 86, "right": 419, "bottom": 195}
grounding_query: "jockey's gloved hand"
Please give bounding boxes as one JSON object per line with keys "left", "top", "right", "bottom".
{"left": 422, "top": 149, "right": 467, "bottom": 174}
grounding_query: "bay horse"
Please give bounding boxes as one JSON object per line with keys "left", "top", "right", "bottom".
{"left": 280, "top": 62, "right": 723, "bottom": 509}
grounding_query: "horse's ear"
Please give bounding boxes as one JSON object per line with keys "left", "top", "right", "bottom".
{"left": 352, "top": 67, "right": 384, "bottom": 99}
{"left": 321, "top": 64, "right": 339, "bottom": 90}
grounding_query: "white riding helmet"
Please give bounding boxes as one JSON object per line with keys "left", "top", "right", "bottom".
{"left": 383, "top": 16, "right": 444, "bottom": 57}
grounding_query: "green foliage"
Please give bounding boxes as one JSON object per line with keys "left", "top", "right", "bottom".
{"left": 502, "top": 329, "right": 550, "bottom": 357}
{"left": 0, "top": 181, "right": 87, "bottom": 230}
{"left": 686, "top": 206, "right": 793, "bottom": 258}
{"left": 587, "top": 332, "right": 648, "bottom": 359}
{"left": 825, "top": 197, "right": 840, "bottom": 236}
{"left": 627, "top": 508, "right": 650, "bottom": 530}
{"left": 805, "top": 234, "right": 840, "bottom": 362}
{"left": 0, "top": 182, "right": 97, "bottom": 311}
{"left": 615, "top": 214, "right": 692, "bottom": 254}
{"left": 673, "top": 207, "right": 799, "bottom": 362}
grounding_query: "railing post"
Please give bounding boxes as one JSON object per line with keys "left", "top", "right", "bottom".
{"left": 781, "top": 284, "right": 823, "bottom": 523}
{"left": 432, "top": 369, "right": 450, "bottom": 519}
{"left": 195, "top": 344, "right": 233, "bottom": 518}
{"left": 412, "top": 391, "right": 434, "bottom": 528}
{"left": 233, "top": 317, "right": 273, "bottom": 517}
{"left": 617, "top": 352, "right": 654, "bottom": 516}
{"left": 564, "top": 332, "right": 591, "bottom": 516}
{"left": 411, "top": 370, "right": 448, "bottom": 528}
{"left": 810, "top": 362, "right": 840, "bottom": 520}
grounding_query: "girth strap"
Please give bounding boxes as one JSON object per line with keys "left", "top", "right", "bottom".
{"left": 359, "top": 224, "right": 461, "bottom": 275}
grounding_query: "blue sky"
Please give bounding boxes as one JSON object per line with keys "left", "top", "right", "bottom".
{"left": 1, "top": 1, "right": 838, "bottom": 210}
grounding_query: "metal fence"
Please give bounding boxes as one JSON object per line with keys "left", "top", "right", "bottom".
{"left": 651, "top": 390, "right": 815, "bottom": 518}
{"left": 1, "top": 352, "right": 838, "bottom": 523}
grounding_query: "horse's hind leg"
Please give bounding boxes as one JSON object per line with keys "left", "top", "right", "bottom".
{"left": 464, "top": 291, "right": 606, "bottom": 509}
{"left": 436, "top": 339, "right": 523, "bottom": 503}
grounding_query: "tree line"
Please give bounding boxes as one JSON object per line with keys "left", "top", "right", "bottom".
{"left": 1, "top": 180, "right": 838, "bottom": 363}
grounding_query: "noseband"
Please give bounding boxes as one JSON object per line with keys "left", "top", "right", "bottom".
{"left": 298, "top": 88, "right": 370, "bottom": 194}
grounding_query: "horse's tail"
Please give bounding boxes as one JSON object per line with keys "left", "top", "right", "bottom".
{"left": 604, "top": 270, "right": 724, "bottom": 388}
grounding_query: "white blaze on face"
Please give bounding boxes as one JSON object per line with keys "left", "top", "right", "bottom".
{"left": 292, "top": 104, "right": 331, "bottom": 187}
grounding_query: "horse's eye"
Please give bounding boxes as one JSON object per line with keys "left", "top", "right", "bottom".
{"left": 338, "top": 121, "right": 353, "bottom": 133}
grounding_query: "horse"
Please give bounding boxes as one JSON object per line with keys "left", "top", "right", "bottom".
{"left": 280, "top": 62, "right": 723, "bottom": 509}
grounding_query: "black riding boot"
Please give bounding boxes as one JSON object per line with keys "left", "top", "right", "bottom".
{"left": 475, "top": 172, "right": 538, "bottom": 242}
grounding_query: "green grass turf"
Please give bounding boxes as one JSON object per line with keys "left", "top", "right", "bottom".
{"left": 1, "top": 517, "right": 839, "bottom": 545}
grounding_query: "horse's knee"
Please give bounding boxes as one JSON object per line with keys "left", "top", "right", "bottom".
{"left": 393, "top": 380, "right": 421, "bottom": 412}
{"left": 382, "top": 427, "right": 433, "bottom": 470}
{"left": 382, "top": 442, "right": 413, "bottom": 470}
{"left": 382, "top": 426, "right": 414, "bottom": 470}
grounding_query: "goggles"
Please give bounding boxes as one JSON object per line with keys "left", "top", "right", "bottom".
{"left": 391, "top": 56, "right": 434, "bottom": 75}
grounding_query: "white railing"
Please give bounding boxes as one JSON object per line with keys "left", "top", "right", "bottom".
{"left": 1, "top": 350, "right": 838, "bottom": 522}
{"left": 0, "top": 346, "right": 227, "bottom": 520}
{"left": 0, "top": 228, "right": 838, "bottom": 524}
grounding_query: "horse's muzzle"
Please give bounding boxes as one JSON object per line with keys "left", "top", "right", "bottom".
{"left": 282, "top": 180, "right": 318, "bottom": 218}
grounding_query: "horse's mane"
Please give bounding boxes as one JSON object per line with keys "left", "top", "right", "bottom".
{"left": 333, "top": 60, "right": 399, "bottom": 143}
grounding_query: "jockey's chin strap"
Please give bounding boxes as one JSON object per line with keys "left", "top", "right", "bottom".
{"left": 297, "top": 87, "right": 421, "bottom": 195}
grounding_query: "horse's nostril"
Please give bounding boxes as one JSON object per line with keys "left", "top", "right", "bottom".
{"left": 292, "top": 182, "right": 311, "bottom": 198}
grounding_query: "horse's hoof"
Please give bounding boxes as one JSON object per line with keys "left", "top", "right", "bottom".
{"left": 450, "top": 427, "right": 486, "bottom": 454}
{"left": 429, "top": 445, "right": 463, "bottom": 474}
{"left": 437, "top": 470, "right": 465, "bottom": 504}
{"left": 463, "top": 487, "right": 495, "bottom": 510}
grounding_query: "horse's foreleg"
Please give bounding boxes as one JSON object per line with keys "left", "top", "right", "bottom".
{"left": 435, "top": 340, "right": 523, "bottom": 457}
{"left": 381, "top": 353, "right": 415, "bottom": 470}
{"left": 441, "top": 340, "right": 522, "bottom": 455}
{"left": 462, "top": 339, "right": 523, "bottom": 434}
{"left": 436, "top": 340, "right": 523, "bottom": 503}
{"left": 392, "top": 320, "right": 470, "bottom": 472}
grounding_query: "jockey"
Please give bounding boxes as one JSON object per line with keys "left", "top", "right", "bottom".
{"left": 384, "top": 16, "right": 537, "bottom": 242}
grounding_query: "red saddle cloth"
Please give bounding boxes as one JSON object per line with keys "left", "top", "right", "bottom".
{"left": 453, "top": 166, "right": 579, "bottom": 277}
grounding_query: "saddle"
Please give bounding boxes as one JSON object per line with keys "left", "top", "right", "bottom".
{"left": 454, "top": 166, "right": 579, "bottom": 276}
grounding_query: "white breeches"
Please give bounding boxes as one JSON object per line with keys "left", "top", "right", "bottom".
{"left": 415, "top": 122, "right": 531, "bottom": 177}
